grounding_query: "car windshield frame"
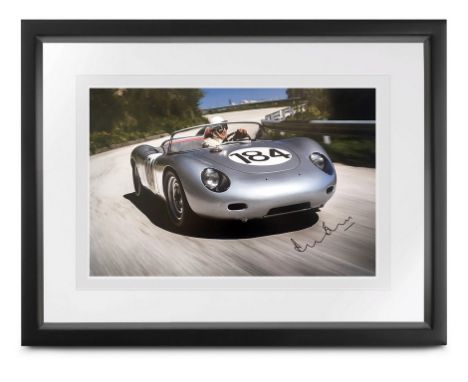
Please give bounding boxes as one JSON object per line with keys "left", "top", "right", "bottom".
{"left": 166, "top": 121, "right": 265, "bottom": 154}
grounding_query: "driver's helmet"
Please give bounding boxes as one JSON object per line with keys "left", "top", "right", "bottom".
{"left": 206, "top": 115, "right": 228, "bottom": 138}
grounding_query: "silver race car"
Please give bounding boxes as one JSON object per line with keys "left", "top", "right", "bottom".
{"left": 130, "top": 121, "right": 336, "bottom": 229}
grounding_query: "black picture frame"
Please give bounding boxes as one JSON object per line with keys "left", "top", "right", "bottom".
{"left": 22, "top": 20, "right": 446, "bottom": 346}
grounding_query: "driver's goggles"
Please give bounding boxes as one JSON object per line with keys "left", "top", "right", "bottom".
{"left": 213, "top": 123, "right": 228, "bottom": 132}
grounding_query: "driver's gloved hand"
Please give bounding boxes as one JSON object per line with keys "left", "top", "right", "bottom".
{"left": 233, "top": 128, "right": 248, "bottom": 139}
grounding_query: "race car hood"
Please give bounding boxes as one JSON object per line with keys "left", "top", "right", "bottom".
{"left": 188, "top": 140, "right": 302, "bottom": 174}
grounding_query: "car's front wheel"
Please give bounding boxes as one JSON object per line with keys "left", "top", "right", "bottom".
{"left": 164, "top": 170, "right": 197, "bottom": 230}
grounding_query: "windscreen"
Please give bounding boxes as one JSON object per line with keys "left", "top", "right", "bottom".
{"left": 168, "top": 122, "right": 264, "bottom": 153}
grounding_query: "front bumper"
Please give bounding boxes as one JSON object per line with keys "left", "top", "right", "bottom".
{"left": 184, "top": 169, "right": 336, "bottom": 221}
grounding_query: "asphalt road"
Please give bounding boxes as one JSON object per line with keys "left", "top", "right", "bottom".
{"left": 90, "top": 107, "right": 375, "bottom": 276}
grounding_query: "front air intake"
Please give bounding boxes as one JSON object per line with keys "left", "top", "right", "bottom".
{"left": 266, "top": 202, "right": 311, "bottom": 217}
{"left": 228, "top": 203, "right": 248, "bottom": 211}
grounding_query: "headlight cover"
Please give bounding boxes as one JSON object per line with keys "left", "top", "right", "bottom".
{"left": 201, "top": 168, "right": 230, "bottom": 192}
{"left": 310, "top": 153, "right": 326, "bottom": 170}
{"left": 310, "top": 152, "right": 333, "bottom": 175}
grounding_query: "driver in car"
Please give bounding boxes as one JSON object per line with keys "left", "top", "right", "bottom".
{"left": 203, "top": 116, "right": 248, "bottom": 148}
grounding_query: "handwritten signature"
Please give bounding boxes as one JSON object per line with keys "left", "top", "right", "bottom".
{"left": 290, "top": 216, "right": 354, "bottom": 253}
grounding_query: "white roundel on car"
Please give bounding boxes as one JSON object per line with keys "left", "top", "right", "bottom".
{"left": 228, "top": 147, "right": 292, "bottom": 166}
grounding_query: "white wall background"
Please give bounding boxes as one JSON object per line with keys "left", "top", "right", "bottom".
{"left": 0, "top": 1, "right": 465, "bottom": 381}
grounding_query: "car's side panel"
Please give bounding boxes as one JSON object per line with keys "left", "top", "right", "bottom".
{"left": 131, "top": 145, "right": 164, "bottom": 194}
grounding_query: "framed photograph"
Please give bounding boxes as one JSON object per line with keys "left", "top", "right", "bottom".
{"left": 22, "top": 20, "right": 446, "bottom": 346}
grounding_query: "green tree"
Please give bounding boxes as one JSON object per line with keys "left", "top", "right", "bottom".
{"left": 286, "top": 88, "right": 375, "bottom": 120}
{"left": 287, "top": 89, "right": 332, "bottom": 119}
{"left": 90, "top": 89, "right": 125, "bottom": 132}
{"left": 90, "top": 88, "right": 207, "bottom": 154}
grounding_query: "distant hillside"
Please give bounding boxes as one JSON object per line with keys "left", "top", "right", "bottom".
{"left": 90, "top": 89, "right": 208, "bottom": 154}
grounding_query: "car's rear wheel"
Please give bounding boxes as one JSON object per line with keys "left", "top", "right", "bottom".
{"left": 164, "top": 170, "right": 197, "bottom": 229}
{"left": 132, "top": 162, "right": 142, "bottom": 196}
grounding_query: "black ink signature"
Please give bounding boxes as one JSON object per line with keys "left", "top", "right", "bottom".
{"left": 290, "top": 216, "right": 354, "bottom": 253}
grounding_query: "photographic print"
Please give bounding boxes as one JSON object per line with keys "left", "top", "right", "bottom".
{"left": 90, "top": 87, "right": 375, "bottom": 276}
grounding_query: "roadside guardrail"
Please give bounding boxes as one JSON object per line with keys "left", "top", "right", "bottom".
{"left": 261, "top": 119, "right": 376, "bottom": 137}
{"left": 264, "top": 104, "right": 307, "bottom": 122}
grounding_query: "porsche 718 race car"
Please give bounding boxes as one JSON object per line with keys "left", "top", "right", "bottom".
{"left": 130, "top": 121, "right": 336, "bottom": 228}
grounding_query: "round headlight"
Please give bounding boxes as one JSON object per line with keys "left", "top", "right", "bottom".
{"left": 202, "top": 168, "right": 220, "bottom": 189}
{"left": 201, "top": 168, "right": 230, "bottom": 192}
{"left": 310, "top": 153, "right": 326, "bottom": 170}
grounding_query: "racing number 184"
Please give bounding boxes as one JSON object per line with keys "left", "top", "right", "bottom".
{"left": 230, "top": 149, "right": 290, "bottom": 164}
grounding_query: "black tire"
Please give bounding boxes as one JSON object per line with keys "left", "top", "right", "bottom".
{"left": 164, "top": 169, "right": 197, "bottom": 229}
{"left": 132, "top": 162, "right": 142, "bottom": 197}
